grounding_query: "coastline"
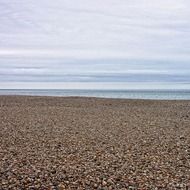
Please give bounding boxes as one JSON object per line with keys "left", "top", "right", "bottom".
{"left": 1, "top": 89, "right": 190, "bottom": 100}
{"left": 0, "top": 96, "right": 190, "bottom": 189}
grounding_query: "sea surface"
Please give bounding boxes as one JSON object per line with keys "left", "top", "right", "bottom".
{"left": 0, "top": 89, "right": 190, "bottom": 100}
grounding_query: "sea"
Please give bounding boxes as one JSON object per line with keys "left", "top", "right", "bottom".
{"left": 0, "top": 89, "right": 190, "bottom": 100}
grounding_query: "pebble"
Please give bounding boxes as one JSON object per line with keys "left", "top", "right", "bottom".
{"left": 0, "top": 96, "right": 190, "bottom": 189}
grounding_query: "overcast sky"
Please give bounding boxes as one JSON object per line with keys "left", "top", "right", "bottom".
{"left": 0, "top": 0, "right": 190, "bottom": 89}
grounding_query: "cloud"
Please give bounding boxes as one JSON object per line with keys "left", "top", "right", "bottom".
{"left": 0, "top": 0, "right": 190, "bottom": 87}
{"left": 0, "top": 57, "right": 190, "bottom": 83}
{"left": 0, "top": 0, "right": 190, "bottom": 58}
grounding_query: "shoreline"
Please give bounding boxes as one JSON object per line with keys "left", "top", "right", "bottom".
{"left": 1, "top": 94, "right": 190, "bottom": 102}
{"left": 1, "top": 89, "right": 190, "bottom": 101}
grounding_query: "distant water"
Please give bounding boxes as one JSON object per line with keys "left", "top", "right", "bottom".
{"left": 0, "top": 89, "right": 190, "bottom": 100}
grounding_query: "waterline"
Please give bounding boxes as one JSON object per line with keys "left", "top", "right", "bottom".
{"left": 0, "top": 89, "right": 190, "bottom": 100}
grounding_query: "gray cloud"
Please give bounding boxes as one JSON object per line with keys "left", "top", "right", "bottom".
{"left": 0, "top": 0, "right": 190, "bottom": 87}
{"left": 0, "top": 58, "right": 189, "bottom": 83}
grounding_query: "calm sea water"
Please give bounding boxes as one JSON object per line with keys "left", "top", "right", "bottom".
{"left": 0, "top": 89, "right": 190, "bottom": 100}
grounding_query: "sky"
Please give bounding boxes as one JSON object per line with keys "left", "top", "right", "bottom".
{"left": 0, "top": 0, "right": 190, "bottom": 89}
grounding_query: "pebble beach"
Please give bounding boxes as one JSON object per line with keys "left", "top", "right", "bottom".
{"left": 0, "top": 96, "right": 190, "bottom": 189}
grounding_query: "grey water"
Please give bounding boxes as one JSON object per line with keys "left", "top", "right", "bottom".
{"left": 0, "top": 89, "right": 190, "bottom": 100}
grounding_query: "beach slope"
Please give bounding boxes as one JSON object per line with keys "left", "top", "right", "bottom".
{"left": 0, "top": 96, "right": 190, "bottom": 189}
